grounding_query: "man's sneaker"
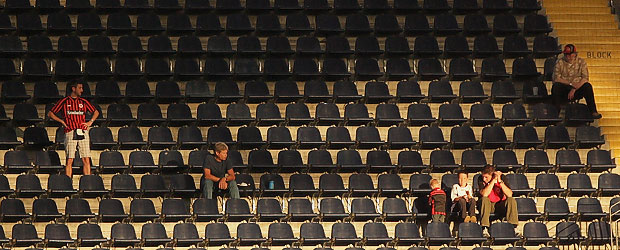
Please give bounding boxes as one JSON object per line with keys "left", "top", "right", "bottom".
{"left": 592, "top": 112, "right": 602, "bottom": 119}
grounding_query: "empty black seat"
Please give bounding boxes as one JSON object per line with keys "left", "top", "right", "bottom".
{"left": 419, "top": 126, "right": 448, "bottom": 149}
{"left": 418, "top": 58, "right": 447, "bottom": 80}
{"left": 481, "top": 125, "right": 510, "bottom": 149}
{"left": 434, "top": 14, "right": 462, "bottom": 36}
{"left": 428, "top": 79, "right": 457, "bottom": 103}
{"left": 450, "top": 126, "right": 479, "bottom": 149}
{"left": 375, "top": 104, "right": 404, "bottom": 126}
{"left": 587, "top": 149, "right": 615, "bottom": 172}
{"left": 404, "top": 14, "right": 432, "bottom": 35}
{"left": 513, "top": 126, "right": 542, "bottom": 149}
{"left": 458, "top": 223, "right": 486, "bottom": 245}
{"left": 464, "top": 14, "right": 491, "bottom": 36}
{"left": 489, "top": 222, "right": 520, "bottom": 244}
{"left": 226, "top": 14, "right": 254, "bottom": 35}
{"left": 439, "top": 103, "right": 467, "bottom": 126}
{"left": 331, "top": 223, "right": 361, "bottom": 245}
{"left": 344, "top": 103, "right": 372, "bottom": 126}
{"left": 425, "top": 222, "right": 453, "bottom": 245}
{"left": 544, "top": 125, "right": 573, "bottom": 149}
{"left": 414, "top": 35, "right": 442, "bottom": 58}
{"left": 501, "top": 103, "right": 529, "bottom": 125}
{"left": 536, "top": 174, "right": 565, "bottom": 197}
{"left": 473, "top": 34, "right": 502, "bottom": 58}
{"left": 237, "top": 223, "right": 266, "bottom": 246}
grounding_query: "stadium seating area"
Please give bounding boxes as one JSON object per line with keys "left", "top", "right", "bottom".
{"left": 0, "top": 0, "right": 617, "bottom": 249}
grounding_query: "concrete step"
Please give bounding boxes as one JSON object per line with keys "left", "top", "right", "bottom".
{"left": 544, "top": 0, "right": 609, "bottom": 6}
{"left": 589, "top": 72, "right": 620, "bottom": 79}
{"left": 545, "top": 7, "right": 612, "bottom": 14}
{"left": 556, "top": 29, "right": 620, "bottom": 37}
{"left": 546, "top": 14, "right": 616, "bottom": 22}
{"left": 552, "top": 22, "right": 618, "bottom": 29}
{"left": 559, "top": 37, "right": 620, "bottom": 44}
{"left": 581, "top": 58, "right": 620, "bottom": 66}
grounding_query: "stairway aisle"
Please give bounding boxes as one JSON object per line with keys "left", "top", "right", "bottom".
{"left": 544, "top": 0, "right": 620, "bottom": 165}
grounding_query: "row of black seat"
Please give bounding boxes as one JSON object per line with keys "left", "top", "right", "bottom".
{"left": 2, "top": 170, "right": 619, "bottom": 199}
{"left": 0, "top": 11, "right": 552, "bottom": 38}
{"left": 2, "top": 78, "right": 558, "bottom": 107}
{"left": 3, "top": 124, "right": 605, "bottom": 157}
{"left": 0, "top": 220, "right": 611, "bottom": 248}
{"left": 0, "top": 56, "right": 549, "bottom": 83}
{"left": 0, "top": 34, "right": 559, "bottom": 60}
{"left": 0, "top": 0, "right": 543, "bottom": 15}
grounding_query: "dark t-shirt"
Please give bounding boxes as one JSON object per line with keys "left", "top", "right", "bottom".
{"left": 203, "top": 154, "right": 233, "bottom": 178}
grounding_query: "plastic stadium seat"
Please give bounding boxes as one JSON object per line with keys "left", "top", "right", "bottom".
{"left": 268, "top": 223, "right": 298, "bottom": 246}
{"left": 319, "top": 175, "right": 348, "bottom": 197}
{"left": 0, "top": 128, "right": 20, "bottom": 149}
{"left": 177, "top": 126, "right": 206, "bottom": 150}
{"left": 144, "top": 57, "right": 173, "bottom": 80}
{"left": 300, "top": 223, "right": 328, "bottom": 245}
{"left": 576, "top": 198, "right": 607, "bottom": 221}
{"left": 129, "top": 151, "right": 158, "bottom": 173}
{"left": 505, "top": 36, "right": 534, "bottom": 58}
{"left": 444, "top": 35, "right": 472, "bottom": 58}
{"left": 259, "top": 174, "right": 288, "bottom": 197}
{"left": 493, "top": 14, "right": 520, "bottom": 36}
{"left": 464, "top": 14, "right": 491, "bottom": 36}
{"left": 414, "top": 35, "right": 442, "bottom": 58}
{"left": 513, "top": 0, "right": 541, "bottom": 13}
{"left": 425, "top": 222, "right": 453, "bottom": 245}
{"left": 331, "top": 223, "right": 361, "bottom": 245}
{"left": 22, "top": 126, "right": 52, "bottom": 149}
{"left": 286, "top": 14, "right": 313, "bottom": 35}
{"left": 439, "top": 103, "right": 467, "bottom": 126}
{"left": 243, "top": 80, "right": 271, "bottom": 103}
{"left": 349, "top": 173, "right": 378, "bottom": 197}
{"left": 308, "top": 150, "right": 337, "bottom": 172}
{"left": 110, "top": 175, "right": 139, "bottom": 198}
{"left": 473, "top": 34, "right": 502, "bottom": 58}
{"left": 418, "top": 58, "right": 447, "bottom": 80}
{"left": 345, "top": 14, "right": 372, "bottom": 35}
{"left": 289, "top": 174, "right": 318, "bottom": 197}
{"left": 274, "top": 0, "right": 302, "bottom": 12}
{"left": 494, "top": 104, "right": 524, "bottom": 125}
{"left": 205, "top": 223, "right": 234, "bottom": 246}
{"left": 461, "top": 150, "right": 487, "bottom": 172}
{"left": 535, "top": 174, "right": 565, "bottom": 197}
{"left": 587, "top": 149, "right": 615, "bottom": 172}
{"left": 160, "top": 199, "right": 191, "bottom": 222}
{"left": 393, "top": 223, "right": 423, "bottom": 246}
{"left": 457, "top": 223, "right": 486, "bottom": 245}
{"left": 556, "top": 222, "right": 585, "bottom": 245}
{"left": 136, "top": 103, "right": 164, "bottom": 126}
{"left": 521, "top": 222, "right": 553, "bottom": 245}
{"left": 117, "top": 35, "right": 144, "bottom": 55}
{"left": 362, "top": 223, "right": 392, "bottom": 246}
{"left": 375, "top": 104, "right": 404, "bottom": 126}
{"left": 460, "top": 81, "right": 489, "bottom": 103}
{"left": 137, "top": 13, "right": 164, "bottom": 35}
{"left": 237, "top": 223, "right": 266, "bottom": 246}
{"left": 489, "top": 222, "right": 519, "bottom": 244}
{"left": 404, "top": 14, "right": 432, "bottom": 35}
{"left": 587, "top": 221, "right": 611, "bottom": 245}
{"left": 289, "top": 199, "right": 318, "bottom": 221}
{"left": 287, "top": 103, "right": 314, "bottom": 126}
{"left": 419, "top": 126, "right": 448, "bottom": 149}
{"left": 166, "top": 103, "right": 195, "bottom": 126}
{"left": 396, "top": 81, "right": 425, "bottom": 103}
{"left": 248, "top": 149, "right": 278, "bottom": 172}
{"left": 516, "top": 198, "right": 541, "bottom": 220}
{"left": 450, "top": 126, "right": 479, "bottom": 149}
{"left": 344, "top": 103, "right": 372, "bottom": 126}
{"left": 544, "top": 126, "right": 573, "bottom": 149}
{"left": 556, "top": 150, "right": 586, "bottom": 172}
{"left": 124, "top": 0, "right": 152, "bottom": 13}
{"left": 399, "top": 151, "right": 427, "bottom": 173}
{"left": 434, "top": 14, "right": 462, "bottom": 36}
{"left": 17, "top": 13, "right": 44, "bottom": 35}
{"left": 166, "top": 13, "right": 193, "bottom": 35}
{"left": 12, "top": 224, "right": 41, "bottom": 247}
{"left": 256, "top": 199, "right": 286, "bottom": 221}
{"left": 481, "top": 125, "right": 510, "bottom": 149}
{"left": 109, "top": 223, "right": 140, "bottom": 247}
{"left": 278, "top": 150, "right": 307, "bottom": 173}
{"left": 274, "top": 80, "right": 302, "bottom": 102}
{"left": 173, "top": 223, "right": 202, "bottom": 247}
{"left": 428, "top": 79, "right": 457, "bottom": 103}
{"left": 316, "top": 14, "right": 344, "bottom": 36}
{"left": 65, "top": 198, "right": 96, "bottom": 221}
{"left": 565, "top": 104, "right": 595, "bottom": 126}
{"left": 76, "top": 223, "right": 107, "bottom": 247}
{"left": 76, "top": 12, "right": 104, "bottom": 35}
{"left": 430, "top": 150, "right": 459, "bottom": 172}
{"left": 513, "top": 126, "right": 542, "bottom": 149}
{"left": 337, "top": 150, "right": 367, "bottom": 172}
{"left": 256, "top": 13, "right": 284, "bottom": 35}
{"left": 44, "top": 223, "right": 75, "bottom": 247}
{"left": 480, "top": 57, "right": 509, "bottom": 81}
{"left": 106, "top": 13, "right": 135, "bottom": 35}
{"left": 192, "top": 199, "right": 222, "bottom": 222}
{"left": 129, "top": 199, "right": 159, "bottom": 222}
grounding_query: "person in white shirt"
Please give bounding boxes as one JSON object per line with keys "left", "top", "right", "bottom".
{"left": 451, "top": 170, "right": 476, "bottom": 222}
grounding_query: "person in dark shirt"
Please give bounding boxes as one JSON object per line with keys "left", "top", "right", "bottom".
{"left": 478, "top": 165, "right": 518, "bottom": 230}
{"left": 429, "top": 179, "right": 446, "bottom": 223}
{"left": 202, "top": 142, "right": 240, "bottom": 199}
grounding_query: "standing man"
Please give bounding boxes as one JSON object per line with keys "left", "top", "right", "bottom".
{"left": 552, "top": 44, "right": 602, "bottom": 119}
{"left": 48, "top": 81, "right": 99, "bottom": 177}
{"left": 202, "top": 142, "right": 240, "bottom": 199}
{"left": 478, "top": 165, "right": 518, "bottom": 233}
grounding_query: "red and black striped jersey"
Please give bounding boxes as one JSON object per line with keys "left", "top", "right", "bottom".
{"left": 50, "top": 96, "right": 96, "bottom": 133}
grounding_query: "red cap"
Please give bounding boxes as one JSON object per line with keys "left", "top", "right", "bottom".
{"left": 563, "top": 44, "right": 577, "bottom": 54}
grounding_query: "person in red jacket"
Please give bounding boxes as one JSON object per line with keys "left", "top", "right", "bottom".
{"left": 429, "top": 179, "right": 447, "bottom": 223}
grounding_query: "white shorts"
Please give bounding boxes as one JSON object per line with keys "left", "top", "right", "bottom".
{"left": 65, "top": 130, "right": 90, "bottom": 159}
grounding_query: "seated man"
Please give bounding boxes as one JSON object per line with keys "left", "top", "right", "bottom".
{"left": 478, "top": 165, "right": 518, "bottom": 232}
{"left": 202, "top": 142, "right": 240, "bottom": 199}
{"left": 552, "top": 44, "right": 602, "bottom": 119}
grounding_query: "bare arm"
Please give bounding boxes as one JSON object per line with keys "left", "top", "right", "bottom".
{"left": 224, "top": 169, "right": 236, "bottom": 182}
{"left": 89, "top": 110, "right": 99, "bottom": 123}
{"left": 203, "top": 168, "right": 221, "bottom": 182}
{"left": 499, "top": 181, "right": 513, "bottom": 198}
{"left": 47, "top": 111, "right": 67, "bottom": 127}
{"left": 479, "top": 180, "right": 495, "bottom": 197}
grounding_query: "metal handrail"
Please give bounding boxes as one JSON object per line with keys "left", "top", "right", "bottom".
{"left": 610, "top": 198, "right": 620, "bottom": 250}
